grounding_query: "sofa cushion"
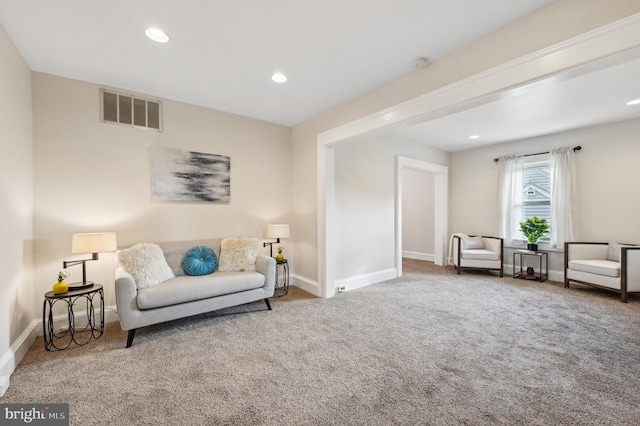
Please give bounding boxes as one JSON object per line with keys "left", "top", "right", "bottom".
{"left": 568, "top": 259, "right": 620, "bottom": 278}
{"left": 159, "top": 239, "right": 222, "bottom": 277}
{"left": 136, "top": 272, "right": 265, "bottom": 309}
{"left": 462, "top": 236, "right": 485, "bottom": 250}
{"left": 117, "top": 243, "right": 175, "bottom": 289}
{"left": 461, "top": 249, "right": 499, "bottom": 261}
{"left": 218, "top": 237, "right": 260, "bottom": 272}
{"left": 183, "top": 245, "right": 217, "bottom": 276}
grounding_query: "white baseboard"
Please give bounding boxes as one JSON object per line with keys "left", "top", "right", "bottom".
{"left": 0, "top": 375, "right": 9, "bottom": 397}
{"left": 0, "top": 318, "right": 38, "bottom": 397}
{"left": 0, "top": 305, "right": 120, "bottom": 397}
{"left": 290, "top": 274, "right": 320, "bottom": 297}
{"left": 402, "top": 251, "right": 434, "bottom": 262}
{"left": 37, "top": 305, "right": 119, "bottom": 336}
{"left": 335, "top": 268, "right": 397, "bottom": 293}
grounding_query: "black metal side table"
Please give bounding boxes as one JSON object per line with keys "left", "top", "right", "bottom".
{"left": 274, "top": 259, "right": 289, "bottom": 297}
{"left": 43, "top": 284, "right": 104, "bottom": 351}
{"left": 513, "top": 251, "right": 548, "bottom": 283}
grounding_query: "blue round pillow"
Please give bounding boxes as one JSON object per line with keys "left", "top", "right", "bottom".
{"left": 182, "top": 246, "right": 217, "bottom": 276}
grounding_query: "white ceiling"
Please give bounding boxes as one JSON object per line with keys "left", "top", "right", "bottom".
{"left": 0, "top": 0, "right": 553, "bottom": 127}
{"left": 2, "top": 0, "right": 639, "bottom": 152}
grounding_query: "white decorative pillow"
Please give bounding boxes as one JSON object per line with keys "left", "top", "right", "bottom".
{"left": 606, "top": 242, "right": 634, "bottom": 262}
{"left": 218, "top": 237, "right": 260, "bottom": 272}
{"left": 462, "top": 236, "right": 485, "bottom": 250}
{"left": 117, "top": 243, "right": 175, "bottom": 289}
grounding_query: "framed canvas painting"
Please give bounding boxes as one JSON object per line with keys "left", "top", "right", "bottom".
{"left": 150, "top": 146, "right": 230, "bottom": 203}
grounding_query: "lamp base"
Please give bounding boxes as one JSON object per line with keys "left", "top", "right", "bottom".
{"left": 67, "top": 281, "right": 94, "bottom": 290}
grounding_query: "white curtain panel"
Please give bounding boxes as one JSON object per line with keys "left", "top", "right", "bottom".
{"left": 550, "top": 147, "right": 578, "bottom": 247}
{"left": 496, "top": 155, "right": 524, "bottom": 244}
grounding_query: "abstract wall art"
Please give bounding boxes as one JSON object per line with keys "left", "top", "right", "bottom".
{"left": 150, "top": 145, "right": 231, "bottom": 203}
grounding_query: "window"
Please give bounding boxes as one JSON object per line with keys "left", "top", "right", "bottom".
{"left": 100, "top": 89, "right": 162, "bottom": 131}
{"left": 522, "top": 154, "right": 550, "bottom": 243}
{"left": 497, "top": 147, "right": 578, "bottom": 248}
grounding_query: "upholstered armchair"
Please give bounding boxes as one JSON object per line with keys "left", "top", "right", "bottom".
{"left": 452, "top": 235, "right": 503, "bottom": 277}
{"left": 564, "top": 242, "right": 640, "bottom": 303}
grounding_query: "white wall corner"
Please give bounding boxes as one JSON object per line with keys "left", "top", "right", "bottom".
{"left": 290, "top": 274, "right": 320, "bottom": 297}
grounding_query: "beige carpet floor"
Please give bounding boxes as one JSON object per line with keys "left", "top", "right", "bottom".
{"left": 2, "top": 259, "right": 640, "bottom": 425}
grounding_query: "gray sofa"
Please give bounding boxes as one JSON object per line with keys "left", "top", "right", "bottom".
{"left": 115, "top": 238, "right": 276, "bottom": 347}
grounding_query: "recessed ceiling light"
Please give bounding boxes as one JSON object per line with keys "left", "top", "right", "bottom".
{"left": 271, "top": 73, "right": 288, "bottom": 83}
{"left": 145, "top": 28, "right": 169, "bottom": 43}
{"left": 469, "top": 135, "right": 480, "bottom": 139}
{"left": 626, "top": 98, "right": 640, "bottom": 106}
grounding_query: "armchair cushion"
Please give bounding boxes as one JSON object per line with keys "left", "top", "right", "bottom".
{"left": 568, "top": 259, "right": 620, "bottom": 278}
{"left": 462, "top": 236, "right": 485, "bottom": 250}
{"left": 461, "top": 249, "right": 500, "bottom": 261}
{"left": 606, "top": 242, "right": 634, "bottom": 262}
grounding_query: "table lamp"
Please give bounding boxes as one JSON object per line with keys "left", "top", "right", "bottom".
{"left": 263, "top": 224, "right": 290, "bottom": 257}
{"left": 63, "top": 232, "right": 117, "bottom": 289}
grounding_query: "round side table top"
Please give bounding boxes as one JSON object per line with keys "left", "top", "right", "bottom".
{"left": 44, "top": 283, "right": 103, "bottom": 299}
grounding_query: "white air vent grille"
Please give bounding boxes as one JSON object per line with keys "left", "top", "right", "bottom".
{"left": 100, "top": 89, "right": 162, "bottom": 131}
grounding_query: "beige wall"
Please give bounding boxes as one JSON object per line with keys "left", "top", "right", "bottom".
{"left": 32, "top": 73, "right": 292, "bottom": 309}
{"left": 291, "top": 0, "right": 640, "bottom": 284}
{"left": 449, "top": 117, "right": 640, "bottom": 274}
{"left": 402, "top": 168, "right": 435, "bottom": 259}
{"left": 0, "top": 23, "right": 34, "bottom": 379}
{"left": 334, "top": 135, "right": 448, "bottom": 281}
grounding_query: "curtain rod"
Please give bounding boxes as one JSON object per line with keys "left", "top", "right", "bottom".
{"left": 493, "top": 145, "right": 581, "bottom": 163}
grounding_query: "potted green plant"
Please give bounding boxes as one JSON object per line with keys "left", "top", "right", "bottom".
{"left": 519, "top": 216, "right": 550, "bottom": 252}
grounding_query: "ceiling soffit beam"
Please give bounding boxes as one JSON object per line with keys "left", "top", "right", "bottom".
{"left": 318, "top": 12, "right": 640, "bottom": 146}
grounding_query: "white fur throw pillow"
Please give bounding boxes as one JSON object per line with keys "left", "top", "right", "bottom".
{"left": 117, "top": 243, "right": 175, "bottom": 289}
{"left": 218, "top": 237, "right": 260, "bottom": 272}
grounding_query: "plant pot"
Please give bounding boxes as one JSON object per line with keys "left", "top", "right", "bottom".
{"left": 527, "top": 243, "right": 538, "bottom": 252}
{"left": 276, "top": 253, "right": 284, "bottom": 261}
{"left": 52, "top": 281, "right": 69, "bottom": 294}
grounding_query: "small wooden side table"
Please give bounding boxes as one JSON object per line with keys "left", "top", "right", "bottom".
{"left": 43, "top": 284, "right": 104, "bottom": 351}
{"left": 274, "top": 259, "right": 289, "bottom": 297}
{"left": 513, "top": 251, "right": 548, "bottom": 283}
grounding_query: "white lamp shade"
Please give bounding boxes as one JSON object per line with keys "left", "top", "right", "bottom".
{"left": 71, "top": 232, "right": 117, "bottom": 254}
{"left": 266, "top": 224, "right": 290, "bottom": 239}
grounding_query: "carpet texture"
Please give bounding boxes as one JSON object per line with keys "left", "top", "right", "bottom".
{"left": 2, "top": 259, "right": 640, "bottom": 425}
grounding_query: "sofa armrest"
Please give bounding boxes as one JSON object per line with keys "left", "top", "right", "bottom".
{"left": 114, "top": 267, "right": 141, "bottom": 331}
{"left": 255, "top": 255, "right": 276, "bottom": 296}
